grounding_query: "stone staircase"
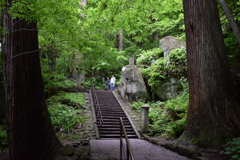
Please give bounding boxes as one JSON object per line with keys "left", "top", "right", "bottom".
{"left": 92, "top": 90, "right": 138, "bottom": 139}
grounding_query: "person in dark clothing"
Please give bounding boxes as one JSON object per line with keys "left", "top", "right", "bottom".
{"left": 105, "top": 77, "right": 110, "bottom": 91}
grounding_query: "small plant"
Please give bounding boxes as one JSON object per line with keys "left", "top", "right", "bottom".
{"left": 137, "top": 47, "right": 187, "bottom": 96}
{"left": 42, "top": 73, "right": 77, "bottom": 90}
{"left": 221, "top": 138, "right": 240, "bottom": 160}
{"left": 48, "top": 103, "right": 85, "bottom": 133}
{"left": 47, "top": 92, "right": 86, "bottom": 132}
{"left": 148, "top": 87, "right": 188, "bottom": 138}
{"left": 131, "top": 101, "right": 145, "bottom": 111}
{"left": 47, "top": 91, "right": 86, "bottom": 108}
{"left": 0, "top": 127, "right": 7, "bottom": 151}
{"left": 136, "top": 48, "right": 164, "bottom": 67}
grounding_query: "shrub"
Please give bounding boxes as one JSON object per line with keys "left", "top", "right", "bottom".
{"left": 148, "top": 86, "right": 188, "bottom": 138}
{"left": 0, "top": 127, "right": 7, "bottom": 151}
{"left": 130, "top": 85, "right": 188, "bottom": 139}
{"left": 137, "top": 47, "right": 187, "bottom": 100}
{"left": 136, "top": 48, "right": 164, "bottom": 67}
{"left": 131, "top": 101, "right": 145, "bottom": 111}
{"left": 42, "top": 73, "right": 77, "bottom": 90}
{"left": 47, "top": 91, "right": 86, "bottom": 108}
{"left": 47, "top": 92, "right": 86, "bottom": 133}
{"left": 48, "top": 103, "right": 84, "bottom": 133}
{"left": 221, "top": 138, "right": 240, "bottom": 160}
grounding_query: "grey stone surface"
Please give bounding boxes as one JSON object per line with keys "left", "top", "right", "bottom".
{"left": 120, "top": 65, "right": 149, "bottom": 102}
{"left": 154, "top": 77, "right": 183, "bottom": 101}
{"left": 160, "top": 36, "right": 186, "bottom": 57}
{"left": 90, "top": 139, "right": 192, "bottom": 160}
{"left": 113, "top": 90, "right": 142, "bottom": 137}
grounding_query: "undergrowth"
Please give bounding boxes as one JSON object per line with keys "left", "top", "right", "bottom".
{"left": 131, "top": 85, "right": 189, "bottom": 139}
{"left": 0, "top": 126, "right": 7, "bottom": 152}
{"left": 137, "top": 47, "right": 187, "bottom": 91}
{"left": 47, "top": 91, "right": 86, "bottom": 133}
{"left": 221, "top": 138, "right": 240, "bottom": 160}
{"left": 43, "top": 73, "right": 77, "bottom": 89}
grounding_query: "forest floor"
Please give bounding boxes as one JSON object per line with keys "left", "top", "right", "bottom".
{"left": 0, "top": 89, "right": 229, "bottom": 160}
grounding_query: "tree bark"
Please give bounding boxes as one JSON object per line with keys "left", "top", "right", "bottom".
{"left": 182, "top": 0, "right": 240, "bottom": 146}
{"left": 218, "top": 0, "right": 240, "bottom": 45}
{"left": 2, "top": 2, "right": 62, "bottom": 159}
{"left": 72, "top": 51, "right": 85, "bottom": 87}
{"left": 119, "top": 29, "right": 124, "bottom": 51}
{"left": 115, "top": 34, "right": 119, "bottom": 49}
{"left": 47, "top": 46, "right": 58, "bottom": 72}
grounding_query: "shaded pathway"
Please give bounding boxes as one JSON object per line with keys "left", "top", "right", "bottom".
{"left": 90, "top": 90, "right": 192, "bottom": 160}
{"left": 90, "top": 139, "right": 192, "bottom": 160}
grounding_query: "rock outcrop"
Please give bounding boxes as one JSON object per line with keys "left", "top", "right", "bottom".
{"left": 120, "top": 58, "right": 149, "bottom": 102}
{"left": 153, "top": 78, "right": 183, "bottom": 101}
{"left": 160, "top": 36, "right": 186, "bottom": 58}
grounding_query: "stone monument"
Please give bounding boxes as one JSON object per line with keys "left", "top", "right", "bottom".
{"left": 120, "top": 57, "right": 149, "bottom": 102}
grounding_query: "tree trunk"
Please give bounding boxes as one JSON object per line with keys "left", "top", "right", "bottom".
{"left": 2, "top": 3, "right": 62, "bottom": 159}
{"left": 115, "top": 34, "right": 119, "bottom": 49}
{"left": 48, "top": 47, "right": 58, "bottom": 72}
{"left": 72, "top": 51, "right": 85, "bottom": 87}
{"left": 182, "top": 0, "right": 240, "bottom": 146}
{"left": 218, "top": 0, "right": 240, "bottom": 45}
{"left": 119, "top": 29, "right": 124, "bottom": 51}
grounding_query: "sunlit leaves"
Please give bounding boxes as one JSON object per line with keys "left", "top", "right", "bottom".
{"left": 83, "top": 0, "right": 184, "bottom": 43}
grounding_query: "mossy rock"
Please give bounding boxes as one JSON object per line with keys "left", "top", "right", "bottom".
{"left": 62, "top": 144, "right": 75, "bottom": 156}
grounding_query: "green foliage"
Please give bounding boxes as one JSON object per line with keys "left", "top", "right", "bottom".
{"left": 136, "top": 48, "right": 163, "bottom": 67}
{"left": 81, "top": 79, "right": 92, "bottom": 89}
{"left": 42, "top": 72, "right": 77, "bottom": 90}
{"left": 87, "top": 77, "right": 107, "bottom": 90}
{"left": 130, "top": 81, "right": 188, "bottom": 138}
{"left": 137, "top": 47, "right": 187, "bottom": 91}
{"left": 0, "top": 51, "right": 3, "bottom": 86}
{"left": 148, "top": 86, "right": 188, "bottom": 138}
{"left": 47, "top": 91, "right": 86, "bottom": 108}
{"left": 48, "top": 104, "right": 83, "bottom": 133}
{"left": 131, "top": 101, "right": 145, "bottom": 111}
{"left": 0, "top": 126, "right": 7, "bottom": 151}
{"left": 1, "top": 0, "right": 186, "bottom": 86}
{"left": 221, "top": 138, "right": 240, "bottom": 160}
{"left": 47, "top": 92, "right": 86, "bottom": 132}
{"left": 224, "top": 32, "right": 240, "bottom": 69}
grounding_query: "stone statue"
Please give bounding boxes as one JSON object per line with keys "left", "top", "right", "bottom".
{"left": 120, "top": 62, "right": 149, "bottom": 102}
{"left": 129, "top": 57, "right": 134, "bottom": 65}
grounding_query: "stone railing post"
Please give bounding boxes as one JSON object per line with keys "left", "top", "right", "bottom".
{"left": 141, "top": 104, "right": 150, "bottom": 132}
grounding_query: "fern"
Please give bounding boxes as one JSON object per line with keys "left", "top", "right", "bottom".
{"left": 221, "top": 138, "right": 240, "bottom": 160}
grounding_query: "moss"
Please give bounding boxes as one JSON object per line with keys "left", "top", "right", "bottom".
{"left": 47, "top": 91, "right": 86, "bottom": 108}
{"left": 163, "top": 143, "right": 201, "bottom": 159}
{"left": 180, "top": 132, "right": 226, "bottom": 147}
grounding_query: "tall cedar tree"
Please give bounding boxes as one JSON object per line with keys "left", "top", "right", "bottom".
{"left": 2, "top": 1, "right": 62, "bottom": 159}
{"left": 182, "top": 0, "right": 240, "bottom": 145}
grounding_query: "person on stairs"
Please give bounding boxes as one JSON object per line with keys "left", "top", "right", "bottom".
{"left": 105, "top": 77, "right": 110, "bottom": 91}
{"left": 110, "top": 75, "right": 116, "bottom": 90}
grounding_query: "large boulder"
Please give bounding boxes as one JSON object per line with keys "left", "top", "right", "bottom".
{"left": 153, "top": 78, "right": 183, "bottom": 101}
{"left": 120, "top": 62, "right": 149, "bottom": 102}
{"left": 155, "top": 36, "right": 186, "bottom": 101}
{"left": 160, "top": 36, "right": 186, "bottom": 57}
